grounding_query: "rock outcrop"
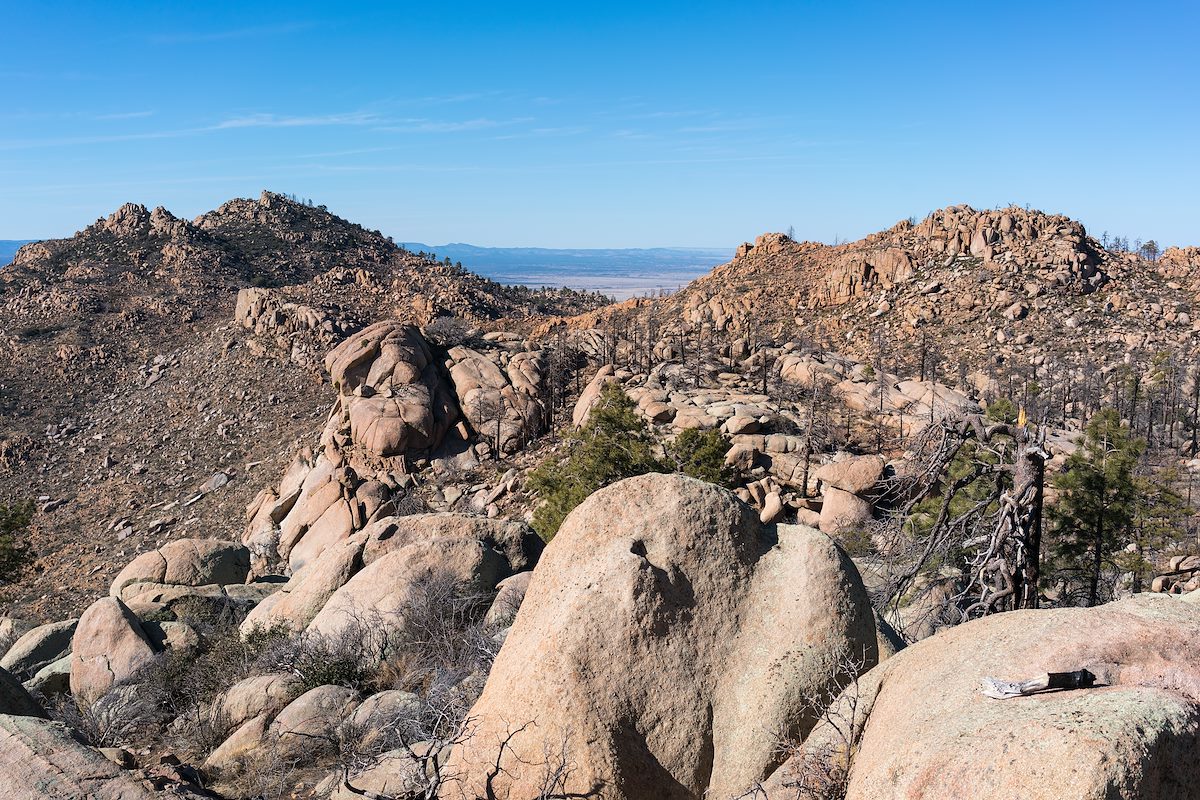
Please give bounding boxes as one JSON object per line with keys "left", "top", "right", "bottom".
{"left": 234, "top": 287, "right": 351, "bottom": 369}
{"left": 0, "top": 191, "right": 604, "bottom": 619}
{"left": 444, "top": 473, "right": 880, "bottom": 800}
{"left": 571, "top": 365, "right": 616, "bottom": 427}
{"left": 110, "top": 538, "right": 250, "bottom": 599}
{"left": 325, "top": 321, "right": 459, "bottom": 458}
{"left": 445, "top": 345, "right": 546, "bottom": 455}
{"left": 763, "top": 594, "right": 1200, "bottom": 799}
{"left": 256, "top": 447, "right": 398, "bottom": 573}
{"left": 0, "top": 714, "right": 158, "bottom": 799}
{"left": 270, "top": 684, "right": 361, "bottom": 761}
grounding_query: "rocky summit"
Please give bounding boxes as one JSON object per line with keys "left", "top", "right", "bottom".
{"left": 0, "top": 192, "right": 605, "bottom": 618}
{"left": 551, "top": 204, "right": 1197, "bottom": 382}
{"left": 1, "top": 193, "right": 1199, "bottom": 800}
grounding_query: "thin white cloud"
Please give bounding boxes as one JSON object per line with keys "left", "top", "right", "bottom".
{"left": 300, "top": 162, "right": 495, "bottom": 174}
{"left": 294, "top": 146, "right": 402, "bottom": 160}
{"left": 416, "top": 91, "right": 500, "bottom": 105}
{"left": 15, "top": 174, "right": 275, "bottom": 194}
{"left": 215, "top": 112, "right": 379, "bottom": 129}
{"left": 0, "top": 128, "right": 207, "bottom": 151}
{"left": 149, "top": 22, "right": 314, "bottom": 44}
{"left": 93, "top": 111, "right": 155, "bottom": 121}
{"left": 372, "top": 117, "right": 531, "bottom": 133}
{"left": 612, "top": 129, "right": 655, "bottom": 140}
{"left": 679, "top": 126, "right": 757, "bottom": 135}
{"left": 493, "top": 126, "right": 590, "bottom": 140}
{"left": 0, "top": 106, "right": 527, "bottom": 151}
{"left": 0, "top": 110, "right": 155, "bottom": 123}
{"left": 631, "top": 109, "right": 715, "bottom": 120}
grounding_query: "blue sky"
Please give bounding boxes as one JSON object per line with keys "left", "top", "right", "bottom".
{"left": 2, "top": 1, "right": 1197, "bottom": 248}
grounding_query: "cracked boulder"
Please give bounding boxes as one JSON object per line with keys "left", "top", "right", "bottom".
{"left": 324, "top": 321, "right": 457, "bottom": 457}
{"left": 444, "top": 473, "right": 879, "bottom": 800}
{"left": 69, "top": 597, "right": 159, "bottom": 705}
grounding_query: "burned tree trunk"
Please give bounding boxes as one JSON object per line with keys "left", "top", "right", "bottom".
{"left": 879, "top": 413, "right": 1048, "bottom": 626}
{"left": 1012, "top": 430, "right": 1046, "bottom": 609}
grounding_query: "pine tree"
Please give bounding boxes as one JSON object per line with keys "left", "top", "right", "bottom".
{"left": 1049, "top": 409, "right": 1144, "bottom": 606}
{"left": 666, "top": 428, "right": 735, "bottom": 487}
{"left": 0, "top": 500, "right": 33, "bottom": 583}
{"left": 1120, "top": 468, "right": 1187, "bottom": 592}
{"left": 527, "top": 384, "right": 663, "bottom": 540}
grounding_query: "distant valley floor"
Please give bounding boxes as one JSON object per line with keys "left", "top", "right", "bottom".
{"left": 2, "top": 238, "right": 727, "bottom": 298}
{"left": 405, "top": 242, "right": 730, "bottom": 299}
{"left": 0, "top": 240, "right": 35, "bottom": 266}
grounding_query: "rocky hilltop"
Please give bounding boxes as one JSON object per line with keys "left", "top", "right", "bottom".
{"left": 554, "top": 205, "right": 1196, "bottom": 387}
{"left": 0, "top": 192, "right": 606, "bottom": 617}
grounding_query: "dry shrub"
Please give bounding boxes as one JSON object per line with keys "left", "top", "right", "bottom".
{"left": 736, "top": 649, "right": 872, "bottom": 800}
{"left": 387, "top": 570, "right": 496, "bottom": 682}
{"left": 217, "top": 746, "right": 306, "bottom": 800}
{"left": 47, "top": 685, "right": 155, "bottom": 749}
{"left": 775, "top": 651, "right": 872, "bottom": 800}
{"left": 52, "top": 566, "right": 516, "bottom": 798}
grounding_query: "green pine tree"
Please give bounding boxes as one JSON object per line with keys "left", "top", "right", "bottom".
{"left": 0, "top": 500, "right": 33, "bottom": 583}
{"left": 1119, "top": 467, "right": 1187, "bottom": 592}
{"left": 1049, "top": 409, "right": 1145, "bottom": 606}
{"left": 666, "top": 427, "right": 736, "bottom": 487}
{"left": 527, "top": 384, "right": 664, "bottom": 541}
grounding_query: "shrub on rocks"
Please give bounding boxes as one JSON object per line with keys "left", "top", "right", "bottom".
{"left": 667, "top": 426, "right": 737, "bottom": 487}
{"left": 528, "top": 383, "right": 663, "bottom": 541}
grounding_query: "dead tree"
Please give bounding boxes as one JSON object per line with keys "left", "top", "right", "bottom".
{"left": 340, "top": 717, "right": 603, "bottom": 800}
{"left": 875, "top": 412, "right": 1048, "bottom": 629}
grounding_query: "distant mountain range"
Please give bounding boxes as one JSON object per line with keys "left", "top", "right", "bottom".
{"left": 402, "top": 243, "right": 731, "bottom": 298}
{"left": 0, "top": 240, "right": 36, "bottom": 265}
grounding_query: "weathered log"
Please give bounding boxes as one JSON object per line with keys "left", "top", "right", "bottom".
{"left": 980, "top": 669, "right": 1096, "bottom": 699}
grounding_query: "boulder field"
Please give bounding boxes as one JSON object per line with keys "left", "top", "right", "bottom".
{"left": 4, "top": 472, "right": 1200, "bottom": 798}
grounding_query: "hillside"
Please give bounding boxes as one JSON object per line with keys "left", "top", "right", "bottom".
{"left": 0, "top": 240, "right": 35, "bottom": 266}
{"left": 551, "top": 205, "right": 1198, "bottom": 392}
{"left": 2, "top": 197, "right": 1199, "bottom": 800}
{"left": 0, "top": 192, "right": 606, "bottom": 617}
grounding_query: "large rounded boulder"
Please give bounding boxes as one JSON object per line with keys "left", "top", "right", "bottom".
{"left": 244, "top": 513, "right": 541, "bottom": 637}
{"left": 762, "top": 594, "right": 1200, "bottom": 799}
{"left": 443, "top": 473, "right": 879, "bottom": 800}
{"left": 69, "top": 597, "right": 159, "bottom": 705}
{"left": 109, "top": 538, "right": 250, "bottom": 599}
{"left": 324, "top": 322, "right": 457, "bottom": 456}
{"left": 305, "top": 514, "right": 534, "bottom": 642}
